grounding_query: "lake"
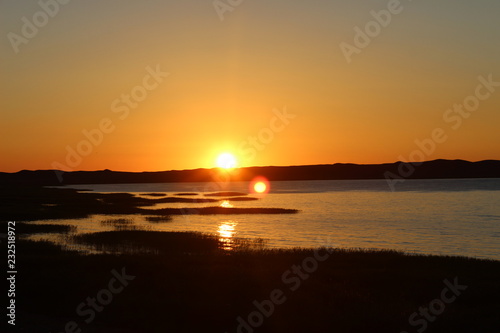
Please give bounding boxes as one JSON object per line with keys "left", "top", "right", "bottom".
{"left": 33, "top": 178, "right": 500, "bottom": 260}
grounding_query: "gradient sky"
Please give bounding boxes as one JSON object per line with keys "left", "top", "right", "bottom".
{"left": 1, "top": 0, "right": 500, "bottom": 172}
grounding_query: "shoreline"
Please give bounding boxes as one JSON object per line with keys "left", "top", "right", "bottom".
{"left": 2, "top": 184, "right": 499, "bottom": 260}
{"left": 11, "top": 237, "right": 500, "bottom": 333}
{"left": 2, "top": 185, "right": 500, "bottom": 331}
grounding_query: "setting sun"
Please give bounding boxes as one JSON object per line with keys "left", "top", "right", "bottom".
{"left": 216, "top": 153, "right": 237, "bottom": 169}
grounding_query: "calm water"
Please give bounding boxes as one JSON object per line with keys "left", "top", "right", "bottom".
{"left": 33, "top": 178, "right": 500, "bottom": 259}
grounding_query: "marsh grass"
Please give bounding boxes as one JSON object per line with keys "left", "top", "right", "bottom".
{"left": 174, "top": 192, "right": 199, "bottom": 196}
{"left": 141, "top": 193, "right": 167, "bottom": 197}
{"left": 154, "top": 197, "right": 218, "bottom": 203}
{"left": 15, "top": 222, "right": 76, "bottom": 234}
{"left": 72, "top": 230, "right": 221, "bottom": 254}
{"left": 151, "top": 206, "right": 297, "bottom": 216}
{"left": 16, "top": 239, "right": 78, "bottom": 255}
{"left": 145, "top": 215, "right": 172, "bottom": 223}
{"left": 222, "top": 196, "right": 258, "bottom": 201}
{"left": 99, "top": 218, "right": 150, "bottom": 231}
{"left": 142, "top": 206, "right": 299, "bottom": 215}
{"left": 204, "top": 191, "right": 248, "bottom": 197}
{"left": 229, "top": 236, "right": 267, "bottom": 251}
{"left": 14, "top": 237, "right": 500, "bottom": 333}
{"left": 112, "top": 224, "right": 151, "bottom": 232}
{"left": 100, "top": 218, "right": 134, "bottom": 226}
{"left": 0, "top": 186, "right": 294, "bottom": 223}
{"left": 71, "top": 230, "right": 268, "bottom": 254}
{"left": 6, "top": 185, "right": 500, "bottom": 332}
{"left": 0, "top": 186, "right": 150, "bottom": 220}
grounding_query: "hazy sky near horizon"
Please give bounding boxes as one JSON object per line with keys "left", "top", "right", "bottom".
{"left": 1, "top": 0, "right": 500, "bottom": 172}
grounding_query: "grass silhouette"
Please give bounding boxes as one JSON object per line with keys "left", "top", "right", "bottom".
{"left": 3, "top": 185, "right": 500, "bottom": 332}
{"left": 0, "top": 186, "right": 291, "bottom": 221}
{"left": 16, "top": 222, "right": 76, "bottom": 234}
{"left": 204, "top": 191, "right": 248, "bottom": 197}
{"left": 12, "top": 237, "right": 500, "bottom": 333}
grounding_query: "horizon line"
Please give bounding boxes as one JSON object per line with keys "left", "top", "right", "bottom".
{"left": 2, "top": 158, "right": 499, "bottom": 174}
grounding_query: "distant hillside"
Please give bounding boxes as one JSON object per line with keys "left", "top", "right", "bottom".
{"left": 1, "top": 159, "right": 499, "bottom": 186}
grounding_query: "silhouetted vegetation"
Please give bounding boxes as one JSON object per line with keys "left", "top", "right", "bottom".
{"left": 71, "top": 230, "right": 264, "bottom": 254}
{"left": 0, "top": 185, "right": 148, "bottom": 221}
{"left": 204, "top": 191, "right": 248, "bottom": 197}
{"left": 99, "top": 218, "right": 149, "bottom": 231}
{"left": 145, "top": 215, "right": 172, "bottom": 223}
{"left": 140, "top": 193, "right": 168, "bottom": 197}
{"left": 15, "top": 222, "right": 76, "bottom": 234}
{"left": 223, "top": 196, "right": 258, "bottom": 201}
{"left": 142, "top": 206, "right": 299, "bottom": 215}
{"left": 4, "top": 185, "right": 500, "bottom": 332}
{"left": 0, "top": 186, "right": 285, "bottom": 222}
{"left": 155, "top": 197, "right": 218, "bottom": 203}
{"left": 174, "top": 192, "right": 199, "bottom": 196}
{"left": 100, "top": 218, "right": 134, "bottom": 226}
{"left": 12, "top": 238, "right": 500, "bottom": 333}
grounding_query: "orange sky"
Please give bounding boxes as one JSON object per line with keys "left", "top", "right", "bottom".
{"left": 1, "top": 0, "right": 500, "bottom": 172}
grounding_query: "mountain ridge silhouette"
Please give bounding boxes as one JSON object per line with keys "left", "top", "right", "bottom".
{"left": 1, "top": 159, "right": 499, "bottom": 186}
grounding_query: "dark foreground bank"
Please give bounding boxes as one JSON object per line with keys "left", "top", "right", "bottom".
{"left": 4, "top": 236, "right": 500, "bottom": 333}
{"left": 2, "top": 185, "right": 499, "bottom": 332}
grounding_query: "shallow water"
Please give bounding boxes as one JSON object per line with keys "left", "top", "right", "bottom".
{"left": 32, "top": 178, "right": 500, "bottom": 259}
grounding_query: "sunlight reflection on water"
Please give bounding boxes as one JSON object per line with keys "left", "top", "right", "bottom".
{"left": 219, "top": 200, "right": 234, "bottom": 208}
{"left": 217, "top": 220, "right": 237, "bottom": 251}
{"left": 31, "top": 179, "right": 500, "bottom": 259}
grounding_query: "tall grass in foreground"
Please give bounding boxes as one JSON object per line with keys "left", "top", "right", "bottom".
{"left": 71, "top": 230, "right": 267, "bottom": 254}
{"left": 14, "top": 237, "right": 500, "bottom": 333}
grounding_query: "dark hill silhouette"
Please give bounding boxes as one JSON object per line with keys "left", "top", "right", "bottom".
{"left": 0, "top": 159, "right": 499, "bottom": 186}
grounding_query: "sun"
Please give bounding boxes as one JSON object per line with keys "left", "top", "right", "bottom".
{"left": 216, "top": 153, "right": 237, "bottom": 169}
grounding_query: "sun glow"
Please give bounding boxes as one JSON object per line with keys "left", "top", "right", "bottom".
{"left": 250, "top": 176, "right": 270, "bottom": 196}
{"left": 216, "top": 153, "right": 237, "bottom": 169}
{"left": 254, "top": 182, "right": 267, "bottom": 194}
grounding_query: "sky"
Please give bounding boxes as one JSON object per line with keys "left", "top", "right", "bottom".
{"left": 1, "top": 0, "right": 500, "bottom": 172}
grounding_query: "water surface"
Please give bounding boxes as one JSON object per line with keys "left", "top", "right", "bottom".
{"left": 33, "top": 179, "right": 500, "bottom": 259}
